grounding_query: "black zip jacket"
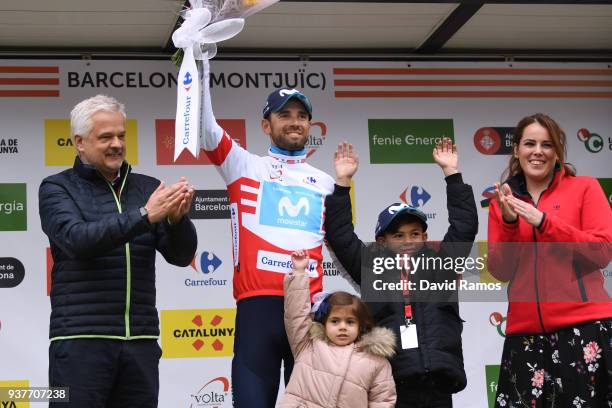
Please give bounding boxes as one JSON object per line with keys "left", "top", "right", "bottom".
{"left": 39, "top": 157, "right": 197, "bottom": 339}
{"left": 324, "top": 173, "right": 478, "bottom": 393}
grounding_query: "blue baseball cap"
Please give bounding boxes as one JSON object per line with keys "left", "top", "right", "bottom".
{"left": 262, "top": 88, "right": 312, "bottom": 119}
{"left": 375, "top": 203, "right": 428, "bottom": 237}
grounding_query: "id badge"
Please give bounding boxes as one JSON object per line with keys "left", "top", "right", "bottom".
{"left": 399, "top": 324, "right": 419, "bottom": 349}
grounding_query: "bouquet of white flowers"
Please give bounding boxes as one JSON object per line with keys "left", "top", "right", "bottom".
{"left": 171, "top": 0, "right": 279, "bottom": 161}
{"left": 171, "top": 0, "right": 279, "bottom": 65}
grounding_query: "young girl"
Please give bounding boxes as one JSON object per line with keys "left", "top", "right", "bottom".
{"left": 278, "top": 250, "right": 397, "bottom": 407}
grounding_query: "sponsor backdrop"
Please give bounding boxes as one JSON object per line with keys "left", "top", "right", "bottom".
{"left": 0, "top": 60, "right": 610, "bottom": 408}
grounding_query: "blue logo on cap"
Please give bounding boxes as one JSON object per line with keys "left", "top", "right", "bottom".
{"left": 263, "top": 88, "right": 312, "bottom": 119}
{"left": 279, "top": 89, "right": 300, "bottom": 97}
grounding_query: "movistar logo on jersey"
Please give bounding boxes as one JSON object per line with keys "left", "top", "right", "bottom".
{"left": 259, "top": 181, "right": 323, "bottom": 233}
{"left": 278, "top": 196, "right": 310, "bottom": 217}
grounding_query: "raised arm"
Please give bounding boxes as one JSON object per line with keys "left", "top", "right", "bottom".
{"left": 433, "top": 138, "right": 478, "bottom": 260}
{"left": 199, "top": 58, "right": 252, "bottom": 183}
{"left": 284, "top": 250, "right": 315, "bottom": 357}
{"left": 199, "top": 58, "right": 224, "bottom": 151}
{"left": 324, "top": 142, "right": 366, "bottom": 285}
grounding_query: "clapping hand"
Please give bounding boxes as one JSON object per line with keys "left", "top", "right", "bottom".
{"left": 167, "top": 177, "right": 195, "bottom": 225}
{"left": 506, "top": 195, "right": 544, "bottom": 227}
{"left": 493, "top": 182, "right": 518, "bottom": 224}
{"left": 145, "top": 177, "right": 194, "bottom": 224}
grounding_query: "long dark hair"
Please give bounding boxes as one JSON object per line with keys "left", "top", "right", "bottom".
{"left": 321, "top": 291, "right": 374, "bottom": 336}
{"left": 502, "top": 113, "right": 576, "bottom": 181}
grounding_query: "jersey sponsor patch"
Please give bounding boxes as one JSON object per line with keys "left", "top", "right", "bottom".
{"left": 256, "top": 250, "right": 318, "bottom": 277}
{"left": 259, "top": 181, "right": 324, "bottom": 234}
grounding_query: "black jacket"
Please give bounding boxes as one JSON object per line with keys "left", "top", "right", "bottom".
{"left": 324, "top": 173, "right": 478, "bottom": 393}
{"left": 39, "top": 157, "right": 197, "bottom": 339}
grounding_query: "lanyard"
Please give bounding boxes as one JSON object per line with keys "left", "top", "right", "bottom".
{"left": 400, "top": 266, "right": 413, "bottom": 325}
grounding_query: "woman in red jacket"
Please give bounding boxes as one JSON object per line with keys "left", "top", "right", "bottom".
{"left": 488, "top": 113, "right": 612, "bottom": 407}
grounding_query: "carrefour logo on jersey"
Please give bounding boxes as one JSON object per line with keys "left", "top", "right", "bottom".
{"left": 185, "top": 251, "right": 228, "bottom": 288}
{"left": 259, "top": 182, "right": 324, "bottom": 234}
{"left": 257, "top": 250, "right": 318, "bottom": 277}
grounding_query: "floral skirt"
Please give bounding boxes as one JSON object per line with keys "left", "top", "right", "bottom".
{"left": 495, "top": 319, "right": 612, "bottom": 408}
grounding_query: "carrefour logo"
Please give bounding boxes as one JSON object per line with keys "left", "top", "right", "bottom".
{"left": 183, "top": 71, "right": 193, "bottom": 91}
{"left": 401, "top": 186, "right": 431, "bottom": 207}
{"left": 256, "top": 250, "right": 318, "bottom": 277}
{"left": 577, "top": 128, "right": 610, "bottom": 153}
{"left": 303, "top": 176, "right": 317, "bottom": 185}
{"left": 199, "top": 251, "right": 222, "bottom": 273}
{"left": 399, "top": 185, "right": 435, "bottom": 220}
{"left": 259, "top": 181, "right": 324, "bottom": 234}
{"left": 185, "top": 251, "right": 227, "bottom": 288}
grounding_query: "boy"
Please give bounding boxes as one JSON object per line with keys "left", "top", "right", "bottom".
{"left": 324, "top": 138, "right": 478, "bottom": 408}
